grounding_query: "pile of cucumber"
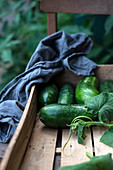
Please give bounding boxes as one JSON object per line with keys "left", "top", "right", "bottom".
{"left": 39, "top": 76, "right": 100, "bottom": 128}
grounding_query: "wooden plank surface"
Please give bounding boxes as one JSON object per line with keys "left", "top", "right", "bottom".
{"left": 20, "top": 119, "right": 58, "bottom": 170}
{"left": 93, "top": 126, "right": 113, "bottom": 158}
{"left": 95, "top": 65, "right": 113, "bottom": 83}
{"left": 48, "top": 13, "right": 57, "bottom": 35}
{"left": 61, "top": 128, "right": 93, "bottom": 166}
{"left": 52, "top": 65, "right": 113, "bottom": 88}
{"left": 1, "top": 65, "right": 113, "bottom": 169}
{"left": 0, "top": 85, "right": 38, "bottom": 170}
{"left": 40, "top": 0, "right": 113, "bottom": 15}
{"left": 0, "top": 143, "right": 8, "bottom": 161}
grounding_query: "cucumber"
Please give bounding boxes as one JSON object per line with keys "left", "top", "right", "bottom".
{"left": 39, "top": 84, "right": 58, "bottom": 106}
{"left": 58, "top": 83, "right": 75, "bottom": 104}
{"left": 39, "top": 104, "right": 97, "bottom": 128}
{"left": 75, "top": 76, "right": 99, "bottom": 104}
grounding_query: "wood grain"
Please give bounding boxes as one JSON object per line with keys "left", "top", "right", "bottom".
{"left": 0, "top": 85, "right": 38, "bottom": 170}
{"left": 41, "top": 0, "right": 113, "bottom": 15}
{"left": 48, "top": 13, "right": 57, "bottom": 35}
{"left": 0, "top": 143, "right": 8, "bottom": 161}
{"left": 52, "top": 65, "right": 113, "bottom": 88}
{"left": 1, "top": 65, "right": 113, "bottom": 169}
{"left": 93, "top": 126, "right": 113, "bottom": 158}
{"left": 20, "top": 119, "right": 58, "bottom": 170}
{"left": 95, "top": 65, "right": 113, "bottom": 83}
{"left": 61, "top": 128, "right": 93, "bottom": 166}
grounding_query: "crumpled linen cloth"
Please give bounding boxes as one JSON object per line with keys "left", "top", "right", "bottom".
{"left": 0, "top": 31, "right": 97, "bottom": 143}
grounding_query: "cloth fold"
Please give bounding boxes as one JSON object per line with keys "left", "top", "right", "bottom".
{"left": 0, "top": 31, "right": 97, "bottom": 143}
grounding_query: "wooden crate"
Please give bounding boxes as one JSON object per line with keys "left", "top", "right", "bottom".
{"left": 1, "top": 65, "right": 113, "bottom": 170}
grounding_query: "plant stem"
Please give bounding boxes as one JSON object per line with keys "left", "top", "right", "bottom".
{"left": 84, "top": 121, "right": 113, "bottom": 127}
{"left": 62, "top": 128, "right": 72, "bottom": 156}
{"left": 86, "top": 152, "right": 93, "bottom": 159}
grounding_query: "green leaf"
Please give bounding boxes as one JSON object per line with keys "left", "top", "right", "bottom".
{"left": 0, "top": 34, "right": 14, "bottom": 49}
{"left": 1, "top": 49, "right": 13, "bottom": 62}
{"left": 78, "top": 121, "right": 85, "bottom": 145}
{"left": 103, "top": 31, "right": 113, "bottom": 47}
{"left": 88, "top": 45, "right": 103, "bottom": 59}
{"left": 104, "top": 15, "right": 113, "bottom": 35}
{"left": 0, "top": 34, "right": 20, "bottom": 51}
{"left": 5, "top": 40, "right": 20, "bottom": 48}
{"left": 60, "top": 25, "right": 93, "bottom": 35}
{"left": 100, "top": 127, "right": 113, "bottom": 148}
{"left": 85, "top": 93, "right": 113, "bottom": 122}
{"left": 21, "top": 24, "right": 45, "bottom": 35}
{"left": 97, "top": 54, "right": 112, "bottom": 64}
{"left": 14, "top": 13, "right": 20, "bottom": 25}
{"left": 11, "top": 1, "right": 24, "bottom": 11}
{"left": 99, "top": 79, "right": 113, "bottom": 93}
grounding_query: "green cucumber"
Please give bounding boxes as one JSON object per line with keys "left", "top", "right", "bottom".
{"left": 39, "top": 84, "right": 58, "bottom": 106}
{"left": 75, "top": 76, "right": 99, "bottom": 104}
{"left": 58, "top": 83, "right": 75, "bottom": 104}
{"left": 39, "top": 104, "right": 97, "bottom": 128}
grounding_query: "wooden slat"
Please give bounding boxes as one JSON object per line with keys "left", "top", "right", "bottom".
{"left": 52, "top": 65, "right": 113, "bottom": 88}
{"left": 61, "top": 128, "right": 93, "bottom": 166}
{"left": 1, "top": 64, "right": 113, "bottom": 169}
{"left": 0, "top": 85, "right": 38, "bottom": 170}
{"left": 0, "top": 143, "right": 8, "bottom": 161}
{"left": 48, "top": 13, "right": 57, "bottom": 35}
{"left": 40, "top": 0, "right": 113, "bottom": 15}
{"left": 93, "top": 126, "right": 113, "bottom": 158}
{"left": 20, "top": 119, "right": 58, "bottom": 170}
{"left": 95, "top": 65, "right": 113, "bottom": 83}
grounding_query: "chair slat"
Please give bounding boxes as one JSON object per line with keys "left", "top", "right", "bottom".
{"left": 41, "top": 0, "right": 113, "bottom": 15}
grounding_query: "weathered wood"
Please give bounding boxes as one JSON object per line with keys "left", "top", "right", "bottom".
{"left": 93, "top": 126, "right": 113, "bottom": 158}
{"left": 0, "top": 143, "right": 8, "bottom": 161}
{"left": 48, "top": 13, "right": 57, "bottom": 35}
{"left": 1, "top": 65, "right": 113, "bottom": 169}
{"left": 41, "top": 0, "right": 113, "bottom": 15}
{"left": 52, "top": 65, "right": 113, "bottom": 88}
{"left": 20, "top": 119, "right": 58, "bottom": 170}
{"left": 61, "top": 128, "right": 93, "bottom": 166}
{"left": 95, "top": 65, "right": 113, "bottom": 83}
{"left": 0, "top": 85, "right": 38, "bottom": 170}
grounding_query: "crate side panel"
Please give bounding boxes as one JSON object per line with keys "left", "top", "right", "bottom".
{"left": 95, "top": 65, "right": 113, "bottom": 83}
{"left": 1, "top": 86, "right": 38, "bottom": 170}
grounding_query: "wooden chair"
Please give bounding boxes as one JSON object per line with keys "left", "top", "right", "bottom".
{"left": 1, "top": 1, "right": 113, "bottom": 170}
{"left": 40, "top": 0, "right": 113, "bottom": 35}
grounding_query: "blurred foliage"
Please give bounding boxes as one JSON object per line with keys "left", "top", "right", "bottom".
{"left": 0, "top": 0, "right": 47, "bottom": 90}
{"left": 0, "top": 0, "right": 113, "bottom": 90}
{"left": 58, "top": 14, "right": 113, "bottom": 64}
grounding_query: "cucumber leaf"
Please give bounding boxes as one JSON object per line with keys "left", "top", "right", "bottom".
{"left": 63, "top": 116, "right": 113, "bottom": 154}
{"left": 85, "top": 93, "right": 113, "bottom": 122}
{"left": 78, "top": 121, "right": 85, "bottom": 145}
{"left": 100, "top": 127, "right": 113, "bottom": 148}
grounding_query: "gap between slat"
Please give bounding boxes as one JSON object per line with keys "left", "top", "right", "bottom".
{"left": 90, "top": 126, "right": 95, "bottom": 156}
{"left": 56, "top": 148, "right": 62, "bottom": 154}
{"left": 53, "top": 129, "right": 62, "bottom": 170}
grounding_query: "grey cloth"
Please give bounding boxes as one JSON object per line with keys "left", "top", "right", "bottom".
{"left": 0, "top": 31, "right": 97, "bottom": 143}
